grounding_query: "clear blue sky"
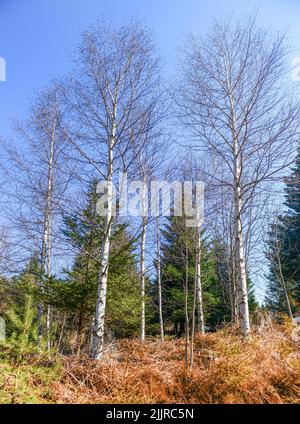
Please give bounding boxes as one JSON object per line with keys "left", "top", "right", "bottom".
{"left": 1, "top": 0, "right": 300, "bottom": 139}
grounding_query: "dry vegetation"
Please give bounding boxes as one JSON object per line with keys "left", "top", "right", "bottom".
{"left": 51, "top": 323, "right": 300, "bottom": 404}
{"left": 1, "top": 323, "right": 300, "bottom": 404}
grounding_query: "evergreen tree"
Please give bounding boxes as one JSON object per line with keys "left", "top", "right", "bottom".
{"left": 156, "top": 217, "right": 229, "bottom": 333}
{"left": 0, "top": 257, "right": 40, "bottom": 314}
{"left": 266, "top": 147, "right": 300, "bottom": 315}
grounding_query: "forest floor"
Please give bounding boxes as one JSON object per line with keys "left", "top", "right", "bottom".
{"left": 1, "top": 323, "right": 300, "bottom": 404}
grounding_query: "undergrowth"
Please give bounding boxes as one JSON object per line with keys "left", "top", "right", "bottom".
{"left": 1, "top": 323, "right": 300, "bottom": 404}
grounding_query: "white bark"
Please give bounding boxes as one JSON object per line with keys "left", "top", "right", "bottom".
{"left": 45, "top": 129, "right": 54, "bottom": 350}
{"left": 190, "top": 269, "right": 197, "bottom": 369}
{"left": 230, "top": 91, "right": 251, "bottom": 338}
{"left": 233, "top": 156, "right": 250, "bottom": 336}
{"left": 184, "top": 242, "right": 190, "bottom": 368}
{"left": 230, "top": 204, "right": 239, "bottom": 325}
{"left": 39, "top": 112, "right": 56, "bottom": 348}
{"left": 140, "top": 214, "right": 147, "bottom": 341}
{"left": 231, "top": 263, "right": 239, "bottom": 325}
{"left": 92, "top": 123, "right": 115, "bottom": 359}
{"left": 46, "top": 236, "right": 52, "bottom": 350}
{"left": 156, "top": 217, "right": 164, "bottom": 342}
{"left": 195, "top": 227, "right": 205, "bottom": 334}
{"left": 235, "top": 201, "right": 250, "bottom": 337}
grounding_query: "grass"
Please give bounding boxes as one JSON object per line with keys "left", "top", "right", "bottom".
{"left": 1, "top": 323, "right": 300, "bottom": 404}
{"left": 0, "top": 359, "right": 61, "bottom": 404}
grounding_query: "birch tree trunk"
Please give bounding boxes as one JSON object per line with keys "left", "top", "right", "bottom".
{"left": 39, "top": 120, "right": 55, "bottom": 348}
{"left": 156, "top": 217, "right": 164, "bottom": 342}
{"left": 233, "top": 162, "right": 250, "bottom": 337}
{"left": 46, "top": 235, "right": 52, "bottom": 350}
{"left": 184, "top": 243, "right": 190, "bottom": 368}
{"left": 231, "top": 264, "right": 239, "bottom": 325}
{"left": 195, "top": 227, "right": 205, "bottom": 333}
{"left": 234, "top": 201, "right": 250, "bottom": 337}
{"left": 140, "top": 214, "right": 147, "bottom": 341}
{"left": 229, "top": 86, "right": 251, "bottom": 339}
{"left": 190, "top": 265, "right": 197, "bottom": 369}
{"left": 92, "top": 136, "right": 114, "bottom": 359}
{"left": 230, "top": 209, "right": 239, "bottom": 325}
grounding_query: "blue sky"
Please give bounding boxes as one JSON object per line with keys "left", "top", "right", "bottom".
{"left": 1, "top": 0, "right": 300, "bottom": 140}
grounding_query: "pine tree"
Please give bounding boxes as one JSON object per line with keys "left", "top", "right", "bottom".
{"left": 1, "top": 295, "right": 39, "bottom": 363}
{"left": 156, "top": 216, "right": 229, "bottom": 333}
{"left": 282, "top": 148, "right": 300, "bottom": 305}
{"left": 0, "top": 256, "right": 40, "bottom": 314}
{"left": 266, "top": 147, "right": 300, "bottom": 315}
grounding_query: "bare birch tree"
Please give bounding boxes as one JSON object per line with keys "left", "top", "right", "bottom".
{"left": 61, "top": 19, "right": 163, "bottom": 358}
{"left": 1, "top": 85, "right": 72, "bottom": 346}
{"left": 176, "top": 16, "right": 300, "bottom": 337}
